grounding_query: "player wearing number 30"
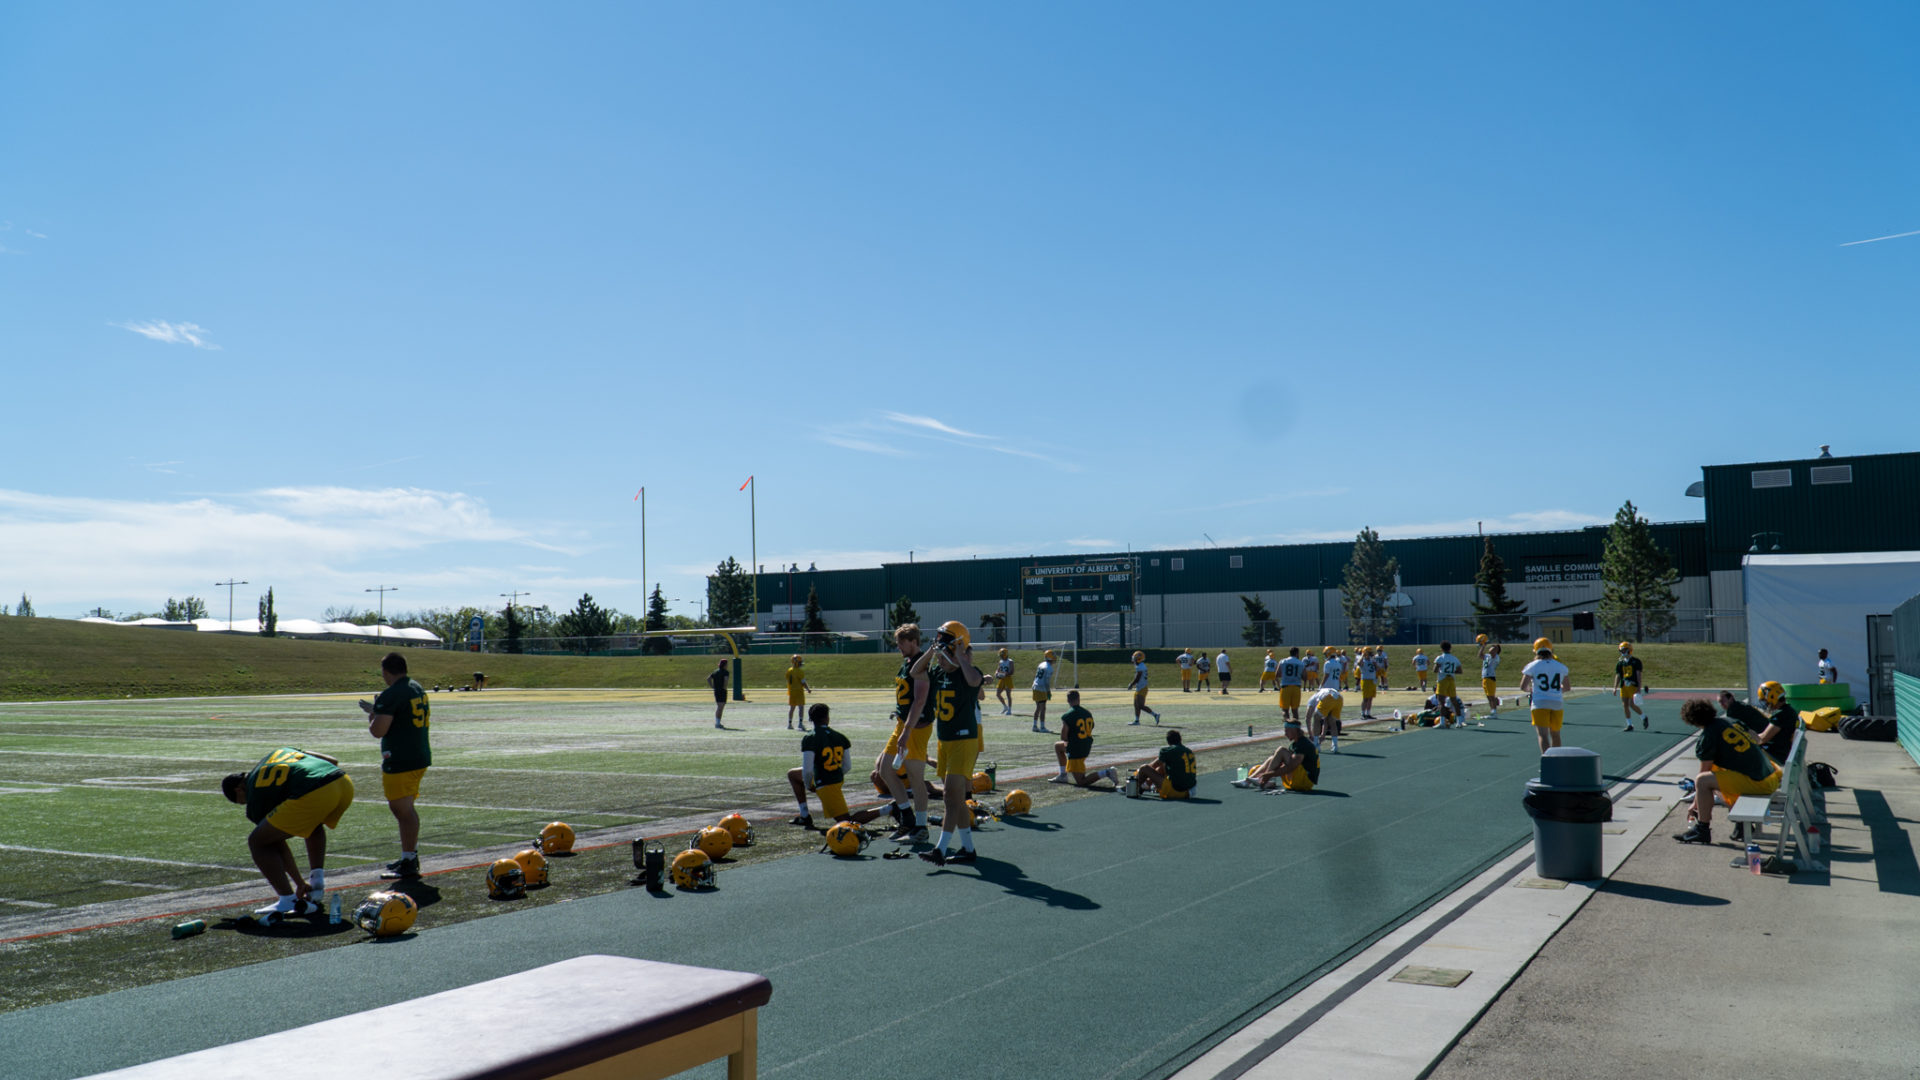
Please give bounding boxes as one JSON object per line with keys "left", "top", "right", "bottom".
{"left": 360, "top": 651, "right": 429, "bottom": 881}
{"left": 1520, "top": 639, "right": 1571, "bottom": 754}
{"left": 222, "top": 747, "right": 355, "bottom": 923}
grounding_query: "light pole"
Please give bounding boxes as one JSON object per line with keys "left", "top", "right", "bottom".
{"left": 215, "top": 579, "right": 248, "bottom": 631}
{"left": 365, "top": 585, "right": 398, "bottom": 640}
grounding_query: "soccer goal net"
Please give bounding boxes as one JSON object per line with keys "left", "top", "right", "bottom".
{"left": 982, "top": 639, "right": 1079, "bottom": 689}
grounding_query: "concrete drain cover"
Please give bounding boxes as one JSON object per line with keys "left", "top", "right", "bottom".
{"left": 1515, "top": 878, "right": 1569, "bottom": 890}
{"left": 1603, "top": 825, "right": 1628, "bottom": 834}
{"left": 1391, "top": 966, "right": 1473, "bottom": 987}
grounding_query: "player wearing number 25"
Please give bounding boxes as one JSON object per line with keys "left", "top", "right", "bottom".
{"left": 361, "top": 651, "right": 431, "bottom": 880}
{"left": 222, "top": 747, "right": 355, "bottom": 920}
{"left": 1674, "top": 697, "right": 1782, "bottom": 846}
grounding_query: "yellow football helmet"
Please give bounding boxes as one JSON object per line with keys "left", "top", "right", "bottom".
{"left": 1475, "top": 634, "right": 1488, "bottom": 646}
{"left": 1044, "top": 649, "right": 1057, "bottom": 660}
{"left": 1002, "top": 789, "right": 1032, "bottom": 815}
{"left": 1619, "top": 641, "right": 1633, "bottom": 653}
{"left": 1132, "top": 650, "right": 1145, "bottom": 663}
{"left": 965, "top": 798, "right": 992, "bottom": 826}
{"left": 822, "top": 821, "right": 869, "bottom": 857}
{"left": 693, "top": 825, "right": 734, "bottom": 860}
{"left": 998, "top": 647, "right": 1009, "bottom": 658}
{"left": 936, "top": 620, "right": 971, "bottom": 651}
{"left": 671, "top": 849, "right": 717, "bottom": 890}
{"left": 486, "top": 857, "right": 526, "bottom": 900}
{"left": 1759, "top": 681, "right": 1786, "bottom": 708}
{"left": 538, "top": 821, "right": 575, "bottom": 854}
{"left": 718, "top": 813, "right": 755, "bottom": 848}
{"left": 970, "top": 771, "right": 993, "bottom": 794}
{"left": 512, "top": 847, "right": 549, "bottom": 888}
{"left": 1533, "top": 637, "right": 1553, "bottom": 655}
{"left": 352, "top": 890, "right": 417, "bottom": 937}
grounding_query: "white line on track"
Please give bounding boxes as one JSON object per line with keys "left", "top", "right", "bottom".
{"left": 100, "top": 880, "right": 177, "bottom": 890}
{"left": 0, "top": 843, "right": 252, "bottom": 872}
{"left": 0, "top": 898, "right": 55, "bottom": 909}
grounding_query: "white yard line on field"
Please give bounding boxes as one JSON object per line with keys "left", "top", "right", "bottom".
{"left": 0, "top": 844, "right": 252, "bottom": 872}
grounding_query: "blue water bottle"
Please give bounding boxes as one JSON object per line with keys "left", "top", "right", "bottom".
{"left": 1747, "top": 842, "right": 1763, "bottom": 875}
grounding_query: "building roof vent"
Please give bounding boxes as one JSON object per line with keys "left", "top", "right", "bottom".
{"left": 1750, "top": 468, "right": 1792, "bottom": 489}
{"left": 1810, "top": 465, "right": 1853, "bottom": 485}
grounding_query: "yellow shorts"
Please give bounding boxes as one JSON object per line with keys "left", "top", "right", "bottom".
{"left": 1133, "top": 689, "right": 1149, "bottom": 703}
{"left": 883, "top": 718, "right": 908, "bottom": 756}
{"left": 1180, "top": 670, "right": 1192, "bottom": 681}
{"left": 1360, "top": 679, "right": 1376, "bottom": 695}
{"left": 1482, "top": 678, "right": 1498, "bottom": 695}
{"left": 1621, "top": 685, "right": 1638, "bottom": 699}
{"left": 996, "top": 677, "right": 1012, "bottom": 690}
{"left": 1032, "top": 690, "right": 1051, "bottom": 703}
{"left": 1319, "top": 700, "right": 1344, "bottom": 721}
{"left": 787, "top": 691, "right": 806, "bottom": 707}
{"left": 381, "top": 768, "right": 425, "bottom": 802}
{"left": 266, "top": 774, "right": 355, "bottom": 838}
{"left": 1280, "top": 686, "right": 1301, "bottom": 708}
{"left": 1282, "top": 765, "right": 1315, "bottom": 792}
{"left": 936, "top": 737, "right": 980, "bottom": 779}
{"left": 1158, "top": 778, "right": 1191, "bottom": 800}
{"left": 1711, "top": 764, "right": 1783, "bottom": 802}
{"left": 815, "top": 782, "right": 848, "bottom": 819}
{"left": 903, "top": 723, "right": 932, "bottom": 764}
{"left": 1436, "top": 677, "right": 1456, "bottom": 697}
{"left": 1530, "top": 708, "right": 1564, "bottom": 731}
{"left": 1066, "top": 756, "right": 1088, "bottom": 773}
{"left": 1260, "top": 672, "right": 1274, "bottom": 684}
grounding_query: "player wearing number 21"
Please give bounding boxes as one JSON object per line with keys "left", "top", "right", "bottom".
{"left": 361, "top": 651, "right": 431, "bottom": 880}
{"left": 1520, "top": 639, "right": 1571, "bottom": 754}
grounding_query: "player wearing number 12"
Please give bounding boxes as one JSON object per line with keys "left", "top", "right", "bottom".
{"left": 222, "top": 747, "right": 355, "bottom": 922}
{"left": 1519, "top": 639, "right": 1570, "bottom": 754}
{"left": 361, "top": 651, "right": 430, "bottom": 880}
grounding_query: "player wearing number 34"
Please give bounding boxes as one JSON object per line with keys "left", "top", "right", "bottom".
{"left": 360, "top": 651, "right": 431, "bottom": 881}
{"left": 1520, "top": 639, "right": 1571, "bottom": 754}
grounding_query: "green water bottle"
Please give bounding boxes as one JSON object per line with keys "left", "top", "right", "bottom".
{"left": 171, "top": 920, "right": 206, "bottom": 939}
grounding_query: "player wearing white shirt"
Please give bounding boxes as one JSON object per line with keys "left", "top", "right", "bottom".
{"left": 1031, "top": 652, "right": 1056, "bottom": 733}
{"left": 1303, "top": 651, "right": 1321, "bottom": 690}
{"left": 993, "top": 649, "right": 1015, "bottom": 715}
{"left": 1322, "top": 650, "right": 1345, "bottom": 696}
{"left": 1304, "top": 686, "right": 1343, "bottom": 751}
{"left": 1126, "top": 652, "right": 1162, "bottom": 725}
{"left": 1356, "top": 647, "right": 1379, "bottom": 720}
{"left": 1433, "top": 641, "right": 1467, "bottom": 721}
{"left": 1412, "top": 648, "right": 1431, "bottom": 692}
{"left": 1259, "top": 650, "right": 1278, "bottom": 692}
{"left": 1276, "top": 648, "right": 1306, "bottom": 720}
{"left": 1520, "top": 639, "right": 1572, "bottom": 754}
{"left": 1176, "top": 649, "right": 1195, "bottom": 692}
{"left": 1216, "top": 650, "right": 1232, "bottom": 695}
{"left": 1478, "top": 641, "right": 1503, "bottom": 716}
{"left": 1817, "top": 649, "right": 1838, "bottom": 685}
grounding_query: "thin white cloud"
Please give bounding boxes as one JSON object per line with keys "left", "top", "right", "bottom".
{"left": 25, "top": 230, "right": 45, "bottom": 239}
{"left": 1064, "top": 537, "right": 1118, "bottom": 548}
{"left": 115, "top": 320, "right": 220, "bottom": 349}
{"left": 881, "top": 412, "right": 988, "bottom": 439}
{"left": 140, "top": 461, "right": 183, "bottom": 475}
{"left": 1839, "top": 228, "right": 1920, "bottom": 247}
{"left": 819, "top": 434, "right": 909, "bottom": 457}
{"left": 817, "top": 411, "right": 1080, "bottom": 472}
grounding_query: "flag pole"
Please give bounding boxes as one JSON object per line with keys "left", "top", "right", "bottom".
{"left": 635, "top": 486, "right": 647, "bottom": 612}
{"left": 749, "top": 476, "right": 757, "bottom": 628}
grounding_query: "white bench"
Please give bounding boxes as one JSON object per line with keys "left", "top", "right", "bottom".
{"left": 84, "top": 955, "right": 771, "bottom": 1080}
{"left": 1727, "top": 729, "right": 1826, "bottom": 873}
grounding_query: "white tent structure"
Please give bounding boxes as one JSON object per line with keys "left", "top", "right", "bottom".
{"left": 1743, "top": 551, "right": 1920, "bottom": 696}
{"left": 75, "top": 616, "right": 440, "bottom": 644}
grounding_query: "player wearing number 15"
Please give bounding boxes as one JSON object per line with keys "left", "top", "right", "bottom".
{"left": 222, "top": 747, "right": 355, "bottom": 922}
{"left": 1519, "top": 640, "right": 1570, "bottom": 754}
{"left": 361, "top": 651, "right": 430, "bottom": 880}
{"left": 914, "top": 621, "right": 985, "bottom": 866}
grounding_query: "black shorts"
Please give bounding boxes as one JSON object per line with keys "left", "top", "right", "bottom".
{"left": 711, "top": 686, "right": 727, "bottom": 703}
{"left": 1219, "top": 673, "right": 1232, "bottom": 684}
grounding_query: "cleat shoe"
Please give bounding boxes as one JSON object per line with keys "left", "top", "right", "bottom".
{"left": 887, "top": 824, "right": 914, "bottom": 842}
{"left": 947, "top": 849, "right": 977, "bottom": 865}
{"left": 296, "top": 899, "right": 324, "bottom": 917}
{"left": 789, "top": 815, "right": 815, "bottom": 828}
{"left": 1625, "top": 723, "right": 1634, "bottom": 731}
{"left": 1673, "top": 822, "right": 1713, "bottom": 844}
{"left": 918, "top": 848, "right": 946, "bottom": 867}
{"left": 380, "top": 856, "right": 421, "bottom": 880}
{"left": 1231, "top": 779, "right": 1259, "bottom": 789}
{"left": 1642, "top": 715, "right": 1648, "bottom": 729}
{"left": 1730, "top": 822, "right": 1747, "bottom": 843}
{"left": 1129, "top": 719, "right": 1141, "bottom": 725}
{"left": 1048, "top": 774, "right": 1069, "bottom": 784}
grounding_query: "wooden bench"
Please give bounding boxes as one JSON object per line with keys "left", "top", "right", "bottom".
{"left": 1728, "top": 729, "right": 1826, "bottom": 873}
{"left": 84, "top": 955, "right": 771, "bottom": 1080}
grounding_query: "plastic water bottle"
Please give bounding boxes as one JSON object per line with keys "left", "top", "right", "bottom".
{"left": 329, "top": 893, "right": 343, "bottom": 924}
{"left": 171, "top": 920, "right": 206, "bottom": 939}
{"left": 1236, "top": 765, "right": 1249, "bottom": 783}
{"left": 1747, "top": 842, "right": 1764, "bottom": 875}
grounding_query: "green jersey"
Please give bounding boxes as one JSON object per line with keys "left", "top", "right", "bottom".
{"left": 801, "top": 726, "right": 851, "bottom": 787}
{"left": 1694, "top": 717, "right": 1774, "bottom": 782}
{"left": 1289, "top": 736, "right": 1321, "bottom": 784}
{"left": 1158, "top": 743, "right": 1197, "bottom": 792}
{"left": 1060, "top": 706, "right": 1095, "bottom": 759}
{"left": 1614, "top": 656, "right": 1643, "bottom": 687}
{"left": 892, "top": 657, "right": 917, "bottom": 721}
{"left": 930, "top": 663, "right": 978, "bottom": 742}
{"left": 373, "top": 677, "right": 432, "bottom": 773}
{"left": 243, "top": 747, "right": 344, "bottom": 825}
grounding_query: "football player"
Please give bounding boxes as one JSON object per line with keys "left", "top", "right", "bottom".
{"left": 1613, "top": 643, "right": 1646, "bottom": 730}
{"left": 1357, "top": 646, "right": 1379, "bottom": 720}
{"left": 1216, "top": 649, "right": 1232, "bottom": 695}
{"left": 1276, "top": 647, "right": 1306, "bottom": 721}
{"left": 1177, "top": 648, "right": 1195, "bottom": 692}
{"left": 1303, "top": 685, "right": 1343, "bottom": 750}
{"left": 1674, "top": 697, "right": 1782, "bottom": 846}
{"left": 1478, "top": 640, "right": 1502, "bottom": 718}
{"left": 915, "top": 621, "right": 985, "bottom": 866}
{"left": 1236, "top": 718, "right": 1320, "bottom": 793}
{"left": 1259, "top": 649, "right": 1277, "bottom": 692}
{"left": 1520, "top": 638, "right": 1571, "bottom": 754}
{"left": 993, "top": 648, "right": 1015, "bottom": 715}
{"left": 785, "top": 654, "right": 811, "bottom": 730}
{"left": 1432, "top": 641, "right": 1466, "bottom": 722}
{"left": 788, "top": 704, "right": 888, "bottom": 829}
{"left": 881, "top": 624, "right": 930, "bottom": 840}
{"left": 1412, "top": 647, "right": 1430, "bottom": 692}
{"left": 1031, "top": 649, "right": 1057, "bottom": 733}
{"left": 1816, "top": 648, "right": 1838, "bottom": 685}
{"left": 1050, "top": 690, "right": 1120, "bottom": 788}
{"left": 1320, "top": 648, "right": 1343, "bottom": 695}
{"left": 1194, "top": 649, "right": 1212, "bottom": 692}
{"left": 222, "top": 746, "right": 355, "bottom": 922}
{"left": 1126, "top": 651, "right": 1162, "bottom": 725}
{"left": 1130, "top": 729, "right": 1198, "bottom": 800}
{"left": 1302, "top": 648, "right": 1321, "bottom": 690}
{"left": 359, "top": 651, "right": 430, "bottom": 881}
{"left": 707, "top": 659, "right": 730, "bottom": 729}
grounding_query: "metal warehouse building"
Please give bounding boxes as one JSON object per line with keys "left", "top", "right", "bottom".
{"left": 748, "top": 450, "right": 1920, "bottom": 650}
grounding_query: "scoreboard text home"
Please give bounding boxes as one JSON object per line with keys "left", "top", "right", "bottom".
{"left": 1022, "top": 560, "right": 1138, "bottom": 614}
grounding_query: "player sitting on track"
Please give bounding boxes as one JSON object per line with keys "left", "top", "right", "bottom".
{"left": 707, "top": 659, "right": 730, "bottom": 729}
{"left": 1177, "top": 648, "right": 1194, "bottom": 692}
{"left": 1050, "top": 690, "right": 1121, "bottom": 788}
{"left": 994, "top": 648, "right": 1015, "bottom": 715}
{"left": 1130, "top": 729, "right": 1198, "bottom": 800}
{"left": 787, "top": 704, "right": 888, "bottom": 830}
{"left": 1194, "top": 649, "right": 1212, "bottom": 692}
{"left": 222, "top": 746, "right": 355, "bottom": 922}
{"left": 1413, "top": 647, "right": 1430, "bottom": 692}
{"left": 1031, "top": 649, "right": 1058, "bottom": 733}
{"left": 1276, "top": 647, "right": 1306, "bottom": 721}
{"left": 1259, "top": 649, "right": 1277, "bottom": 692}
{"left": 1477, "top": 639, "right": 1502, "bottom": 718}
{"left": 785, "top": 655, "right": 811, "bottom": 730}
{"left": 1409, "top": 692, "right": 1457, "bottom": 728}
{"left": 1304, "top": 685, "right": 1343, "bottom": 751}
{"left": 360, "top": 650, "right": 429, "bottom": 881}
{"left": 916, "top": 621, "right": 985, "bottom": 866}
{"left": 882, "top": 623, "right": 931, "bottom": 840}
{"left": 1127, "top": 651, "right": 1163, "bottom": 725}
{"left": 1520, "top": 638, "right": 1570, "bottom": 753}
{"left": 1235, "top": 718, "right": 1320, "bottom": 793}
{"left": 1674, "top": 697, "right": 1782, "bottom": 846}
{"left": 1614, "top": 643, "right": 1646, "bottom": 730}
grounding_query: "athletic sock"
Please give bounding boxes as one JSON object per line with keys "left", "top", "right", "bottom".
{"left": 796, "top": 798, "right": 810, "bottom": 814}
{"left": 896, "top": 799, "right": 912, "bottom": 812}
{"left": 957, "top": 827, "right": 974, "bottom": 852}
{"left": 272, "top": 893, "right": 295, "bottom": 912}
{"left": 916, "top": 811, "right": 928, "bottom": 827}
{"left": 308, "top": 868, "right": 325, "bottom": 892}
{"left": 402, "top": 851, "right": 416, "bottom": 861}
{"left": 936, "top": 829, "right": 954, "bottom": 854}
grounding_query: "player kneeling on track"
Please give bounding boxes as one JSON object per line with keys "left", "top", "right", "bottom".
{"left": 1236, "top": 718, "right": 1321, "bottom": 793}
{"left": 1674, "top": 697, "right": 1783, "bottom": 846}
{"left": 222, "top": 746, "right": 356, "bottom": 923}
{"left": 787, "top": 704, "right": 890, "bottom": 830}
{"left": 1049, "top": 690, "right": 1121, "bottom": 789}
{"left": 1130, "top": 729, "right": 1198, "bottom": 800}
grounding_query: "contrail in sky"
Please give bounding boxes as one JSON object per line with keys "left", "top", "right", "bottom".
{"left": 1840, "top": 228, "right": 1920, "bottom": 247}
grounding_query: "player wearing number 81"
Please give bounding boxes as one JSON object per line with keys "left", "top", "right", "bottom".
{"left": 360, "top": 651, "right": 429, "bottom": 880}
{"left": 1519, "top": 639, "right": 1571, "bottom": 754}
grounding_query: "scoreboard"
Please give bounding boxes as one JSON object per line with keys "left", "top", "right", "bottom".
{"left": 1021, "top": 560, "right": 1137, "bottom": 615}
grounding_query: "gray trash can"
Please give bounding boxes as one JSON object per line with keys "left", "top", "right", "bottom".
{"left": 1522, "top": 747, "right": 1612, "bottom": 880}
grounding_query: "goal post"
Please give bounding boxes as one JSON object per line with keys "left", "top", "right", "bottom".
{"left": 984, "top": 639, "right": 1079, "bottom": 690}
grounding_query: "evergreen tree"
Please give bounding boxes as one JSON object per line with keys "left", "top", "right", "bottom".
{"left": 1340, "top": 528, "right": 1399, "bottom": 644}
{"left": 162, "top": 598, "right": 186, "bottom": 621}
{"left": 258, "top": 588, "right": 278, "bottom": 637}
{"left": 1240, "top": 594, "right": 1284, "bottom": 646}
{"left": 1470, "top": 538, "right": 1528, "bottom": 640}
{"left": 15, "top": 593, "right": 31, "bottom": 617}
{"left": 707, "top": 557, "right": 754, "bottom": 646}
{"left": 642, "top": 586, "right": 673, "bottom": 655}
{"left": 890, "top": 595, "right": 919, "bottom": 630}
{"left": 502, "top": 603, "right": 526, "bottom": 654}
{"left": 556, "top": 593, "right": 615, "bottom": 654}
{"left": 801, "top": 585, "right": 829, "bottom": 650}
{"left": 977, "top": 612, "right": 1007, "bottom": 643}
{"left": 1599, "top": 500, "right": 1680, "bottom": 642}
{"left": 183, "top": 596, "right": 210, "bottom": 621}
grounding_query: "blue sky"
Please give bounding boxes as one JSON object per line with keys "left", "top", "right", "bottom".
{"left": 3, "top": 3, "right": 1917, "bottom": 621}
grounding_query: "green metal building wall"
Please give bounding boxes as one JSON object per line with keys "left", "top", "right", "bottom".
{"left": 1702, "top": 451, "right": 1920, "bottom": 572}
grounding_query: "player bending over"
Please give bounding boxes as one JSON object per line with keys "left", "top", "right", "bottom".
{"left": 222, "top": 747, "right": 355, "bottom": 922}
{"left": 1673, "top": 697, "right": 1782, "bottom": 846}
{"left": 1304, "top": 685, "right": 1343, "bottom": 752}
{"left": 1050, "top": 690, "right": 1121, "bottom": 788}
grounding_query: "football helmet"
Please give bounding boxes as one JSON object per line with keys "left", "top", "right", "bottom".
{"left": 1044, "top": 649, "right": 1057, "bottom": 661}
{"left": 970, "top": 771, "right": 993, "bottom": 794}
{"left": 352, "top": 890, "right": 417, "bottom": 937}
{"left": 487, "top": 857, "right": 526, "bottom": 900}
{"left": 1132, "top": 650, "right": 1145, "bottom": 663}
{"left": 1759, "top": 681, "right": 1786, "bottom": 708}
{"left": 718, "top": 813, "right": 755, "bottom": 848}
{"left": 822, "top": 821, "right": 869, "bottom": 857}
{"left": 1619, "top": 642, "right": 1632, "bottom": 654}
{"left": 1475, "top": 634, "right": 1488, "bottom": 646}
{"left": 1002, "top": 789, "right": 1032, "bottom": 815}
{"left": 693, "top": 825, "right": 734, "bottom": 860}
{"left": 964, "top": 798, "right": 990, "bottom": 826}
{"left": 1532, "top": 637, "right": 1554, "bottom": 655}
{"left": 512, "top": 847, "right": 549, "bottom": 887}
{"left": 538, "top": 821, "right": 575, "bottom": 854}
{"left": 790, "top": 653, "right": 802, "bottom": 665}
{"left": 671, "top": 849, "right": 717, "bottom": 889}
{"left": 936, "top": 620, "right": 971, "bottom": 651}
{"left": 998, "top": 647, "right": 1009, "bottom": 658}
